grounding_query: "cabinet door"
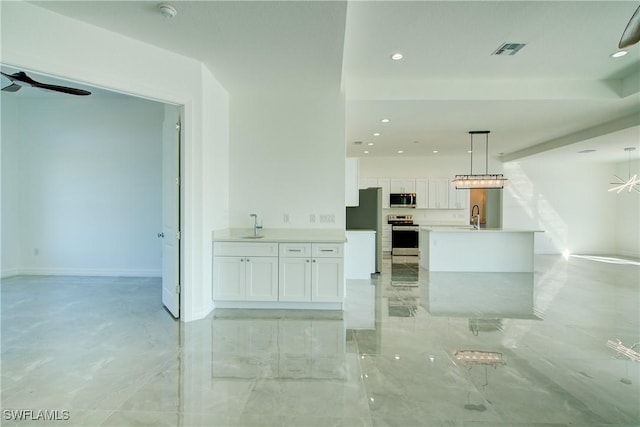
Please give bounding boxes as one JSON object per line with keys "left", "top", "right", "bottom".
{"left": 279, "top": 257, "right": 312, "bottom": 301}
{"left": 245, "top": 257, "right": 278, "bottom": 301}
{"left": 415, "top": 179, "right": 428, "bottom": 209}
{"left": 390, "top": 179, "right": 416, "bottom": 193}
{"left": 213, "top": 256, "right": 246, "bottom": 300}
{"left": 345, "top": 158, "right": 359, "bottom": 207}
{"left": 428, "top": 179, "right": 449, "bottom": 209}
{"left": 311, "top": 258, "right": 344, "bottom": 302}
{"left": 448, "top": 186, "right": 469, "bottom": 209}
{"left": 378, "top": 178, "right": 390, "bottom": 208}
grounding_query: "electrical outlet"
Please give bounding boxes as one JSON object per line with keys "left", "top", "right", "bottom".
{"left": 309, "top": 214, "right": 316, "bottom": 223}
{"left": 283, "top": 213, "right": 290, "bottom": 223}
{"left": 320, "top": 214, "right": 335, "bottom": 224}
{"left": 34, "top": 248, "right": 39, "bottom": 256}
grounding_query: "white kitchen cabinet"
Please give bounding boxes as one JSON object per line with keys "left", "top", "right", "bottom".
{"left": 279, "top": 243, "right": 312, "bottom": 301}
{"left": 415, "top": 179, "right": 429, "bottom": 209}
{"left": 428, "top": 178, "right": 449, "bottom": 209}
{"left": 390, "top": 179, "right": 416, "bottom": 194}
{"left": 346, "top": 158, "right": 360, "bottom": 207}
{"left": 449, "top": 186, "right": 469, "bottom": 209}
{"left": 278, "top": 243, "right": 343, "bottom": 303}
{"left": 213, "top": 242, "right": 279, "bottom": 301}
{"left": 378, "top": 178, "right": 391, "bottom": 208}
{"left": 359, "top": 177, "right": 378, "bottom": 189}
{"left": 311, "top": 244, "right": 344, "bottom": 302}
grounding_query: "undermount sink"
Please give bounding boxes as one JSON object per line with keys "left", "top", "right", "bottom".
{"left": 242, "top": 235, "right": 264, "bottom": 239}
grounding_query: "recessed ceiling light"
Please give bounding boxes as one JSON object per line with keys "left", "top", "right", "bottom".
{"left": 367, "top": 142, "right": 374, "bottom": 146}
{"left": 433, "top": 150, "right": 439, "bottom": 154}
{"left": 413, "top": 140, "right": 419, "bottom": 144}
{"left": 397, "top": 150, "right": 404, "bottom": 154}
{"left": 373, "top": 132, "right": 380, "bottom": 136}
{"left": 391, "top": 53, "right": 404, "bottom": 61}
{"left": 364, "top": 150, "right": 369, "bottom": 154}
{"left": 468, "top": 150, "right": 473, "bottom": 154}
{"left": 611, "top": 50, "right": 628, "bottom": 58}
{"left": 381, "top": 118, "right": 390, "bottom": 123}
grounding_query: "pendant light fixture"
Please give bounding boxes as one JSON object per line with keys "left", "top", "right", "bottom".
{"left": 609, "top": 147, "right": 640, "bottom": 193}
{"left": 453, "top": 131, "right": 508, "bottom": 189}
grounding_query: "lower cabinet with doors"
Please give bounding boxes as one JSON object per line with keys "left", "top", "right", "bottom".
{"left": 213, "top": 240, "right": 344, "bottom": 308}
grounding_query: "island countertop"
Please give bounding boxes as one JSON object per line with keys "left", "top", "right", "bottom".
{"left": 419, "top": 227, "right": 542, "bottom": 272}
{"left": 420, "top": 226, "right": 544, "bottom": 233}
{"left": 212, "top": 228, "right": 347, "bottom": 243}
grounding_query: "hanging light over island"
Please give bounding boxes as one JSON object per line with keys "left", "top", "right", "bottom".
{"left": 452, "top": 131, "right": 508, "bottom": 189}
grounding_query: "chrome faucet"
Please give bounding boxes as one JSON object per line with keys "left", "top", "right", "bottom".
{"left": 250, "top": 213, "right": 262, "bottom": 236}
{"left": 471, "top": 205, "right": 481, "bottom": 230}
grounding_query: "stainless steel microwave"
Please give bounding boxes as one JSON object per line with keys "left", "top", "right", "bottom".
{"left": 390, "top": 193, "right": 416, "bottom": 208}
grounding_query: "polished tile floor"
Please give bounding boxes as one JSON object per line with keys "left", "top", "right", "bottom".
{"left": 1, "top": 254, "right": 639, "bottom": 426}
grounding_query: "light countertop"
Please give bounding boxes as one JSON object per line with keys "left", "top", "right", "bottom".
{"left": 212, "top": 228, "right": 347, "bottom": 243}
{"left": 420, "top": 226, "right": 543, "bottom": 233}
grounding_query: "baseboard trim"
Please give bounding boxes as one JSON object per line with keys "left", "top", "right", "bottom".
{"left": 2, "top": 268, "right": 161, "bottom": 278}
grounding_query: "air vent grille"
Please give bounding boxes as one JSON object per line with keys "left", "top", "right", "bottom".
{"left": 492, "top": 42, "right": 526, "bottom": 56}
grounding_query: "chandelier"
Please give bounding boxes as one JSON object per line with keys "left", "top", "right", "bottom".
{"left": 453, "top": 131, "right": 508, "bottom": 189}
{"left": 609, "top": 147, "right": 639, "bottom": 194}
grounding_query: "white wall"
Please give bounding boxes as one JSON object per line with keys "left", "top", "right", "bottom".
{"left": 229, "top": 91, "right": 345, "bottom": 229}
{"left": 502, "top": 158, "right": 618, "bottom": 255}
{"left": 1, "top": 96, "right": 22, "bottom": 276}
{"left": 1, "top": 2, "right": 230, "bottom": 321}
{"left": 2, "top": 96, "right": 163, "bottom": 276}
{"left": 614, "top": 158, "right": 640, "bottom": 258}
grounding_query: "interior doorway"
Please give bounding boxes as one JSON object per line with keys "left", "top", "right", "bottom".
{"left": 1, "top": 67, "right": 182, "bottom": 319}
{"left": 469, "top": 189, "right": 503, "bottom": 229}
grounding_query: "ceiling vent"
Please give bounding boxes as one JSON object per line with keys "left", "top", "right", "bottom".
{"left": 492, "top": 42, "right": 526, "bottom": 56}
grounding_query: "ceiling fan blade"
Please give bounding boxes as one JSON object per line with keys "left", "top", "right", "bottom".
{"left": 30, "top": 82, "right": 92, "bottom": 96}
{"left": 1, "top": 70, "right": 91, "bottom": 96}
{"left": 619, "top": 5, "right": 640, "bottom": 48}
{"left": 2, "top": 83, "right": 22, "bottom": 92}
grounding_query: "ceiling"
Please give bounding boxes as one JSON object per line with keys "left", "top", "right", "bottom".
{"left": 10, "top": 1, "right": 640, "bottom": 163}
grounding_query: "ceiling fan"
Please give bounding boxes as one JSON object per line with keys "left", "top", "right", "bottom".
{"left": 1, "top": 71, "right": 91, "bottom": 96}
{"left": 619, "top": 5, "right": 640, "bottom": 48}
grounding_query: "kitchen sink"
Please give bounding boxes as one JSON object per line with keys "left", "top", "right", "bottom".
{"left": 242, "top": 235, "right": 264, "bottom": 239}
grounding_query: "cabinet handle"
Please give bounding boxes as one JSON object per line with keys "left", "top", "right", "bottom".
{"left": 306, "top": 259, "right": 310, "bottom": 263}
{"left": 313, "top": 259, "right": 316, "bottom": 263}
{"left": 289, "top": 249, "right": 302, "bottom": 252}
{"left": 246, "top": 258, "right": 250, "bottom": 262}
{"left": 320, "top": 249, "right": 334, "bottom": 252}
{"left": 240, "top": 258, "right": 244, "bottom": 262}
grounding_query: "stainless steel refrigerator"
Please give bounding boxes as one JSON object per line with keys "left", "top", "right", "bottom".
{"left": 346, "top": 187, "right": 382, "bottom": 273}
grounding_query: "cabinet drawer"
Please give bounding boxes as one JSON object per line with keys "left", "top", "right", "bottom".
{"left": 311, "top": 243, "right": 343, "bottom": 258}
{"left": 279, "top": 243, "right": 312, "bottom": 258}
{"left": 214, "top": 242, "right": 279, "bottom": 257}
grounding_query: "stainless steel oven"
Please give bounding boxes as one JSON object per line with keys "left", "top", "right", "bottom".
{"left": 388, "top": 215, "right": 419, "bottom": 256}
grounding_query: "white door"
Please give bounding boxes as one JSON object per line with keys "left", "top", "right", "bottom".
{"left": 161, "top": 105, "right": 181, "bottom": 318}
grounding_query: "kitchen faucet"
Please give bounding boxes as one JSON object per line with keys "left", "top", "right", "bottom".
{"left": 250, "top": 213, "right": 262, "bottom": 236}
{"left": 471, "top": 205, "right": 481, "bottom": 230}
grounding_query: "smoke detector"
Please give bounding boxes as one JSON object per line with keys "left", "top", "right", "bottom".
{"left": 492, "top": 42, "right": 526, "bottom": 56}
{"left": 158, "top": 3, "right": 177, "bottom": 19}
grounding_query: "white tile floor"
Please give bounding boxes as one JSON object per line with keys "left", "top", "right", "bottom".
{"left": 1, "top": 254, "right": 639, "bottom": 426}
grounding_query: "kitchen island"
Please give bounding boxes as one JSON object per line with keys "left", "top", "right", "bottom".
{"left": 419, "top": 227, "right": 542, "bottom": 272}
{"left": 212, "top": 228, "right": 346, "bottom": 310}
